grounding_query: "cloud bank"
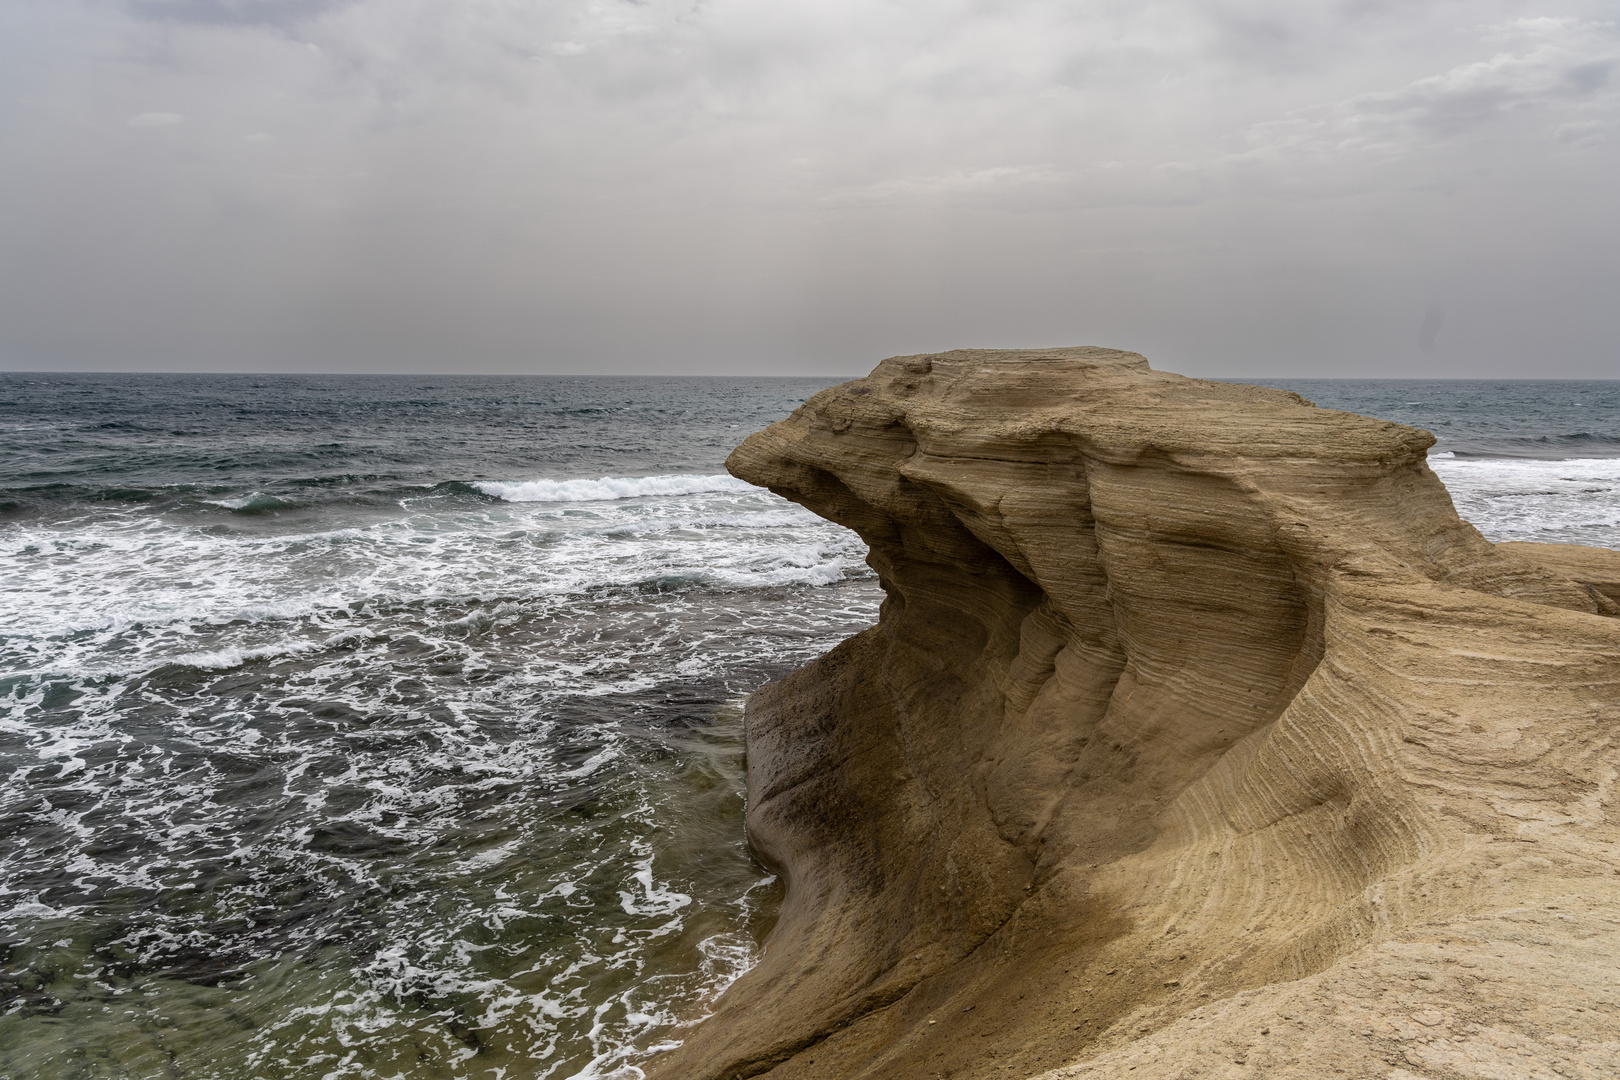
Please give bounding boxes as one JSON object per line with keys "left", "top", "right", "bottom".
{"left": 0, "top": 0, "right": 1615, "bottom": 375}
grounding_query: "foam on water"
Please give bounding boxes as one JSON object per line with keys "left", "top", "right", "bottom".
{"left": 0, "top": 556, "right": 881, "bottom": 1078}
{"left": 0, "top": 396, "right": 881, "bottom": 1077}
{"left": 1429, "top": 454, "right": 1620, "bottom": 546}
{"left": 474, "top": 475, "right": 754, "bottom": 503}
{"left": 1, "top": 480, "right": 864, "bottom": 679}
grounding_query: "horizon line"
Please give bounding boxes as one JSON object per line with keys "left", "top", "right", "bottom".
{"left": 3, "top": 368, "right": 1618, "bottom": 382}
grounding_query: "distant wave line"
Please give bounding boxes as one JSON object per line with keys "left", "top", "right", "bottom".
{"left": 473, "top": 473, "right": 754, "bottom": 503}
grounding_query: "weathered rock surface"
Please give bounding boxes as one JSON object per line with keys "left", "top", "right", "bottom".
{"left": 1502, "top": 540, "right": 1620, "bottom": 608}
{"left": 650, "top": 348, "right": 1620, "bottom": 1080}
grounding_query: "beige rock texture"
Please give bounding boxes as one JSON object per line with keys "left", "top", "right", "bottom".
{"left": 648, "top": 348, "right": 1620, "bottom": 1080}
{"left": 1501, "top": 541, "right": 1620, "bottom": 608}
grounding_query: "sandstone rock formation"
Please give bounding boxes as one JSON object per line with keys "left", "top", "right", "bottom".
{"left": 652, "top": 348, "right": 1620, "bottom": 1080}
{"left": 1502, "top": 541, "right": 1620, "bottom": 608}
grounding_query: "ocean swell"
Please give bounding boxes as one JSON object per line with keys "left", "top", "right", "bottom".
{"left": 474, "top": 474, "right": 753, "bottom": 503}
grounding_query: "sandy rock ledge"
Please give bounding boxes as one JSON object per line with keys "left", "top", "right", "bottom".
{"left": 649, "top": 348, "right": 1620, "bottom": 1080}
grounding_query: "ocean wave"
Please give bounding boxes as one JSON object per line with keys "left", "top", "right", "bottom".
{"left": 1432, "top": 432, "right": 1620, "bottom": 460}
{"left": 203, "top": 492, "right": 299, "bottom": 513}
{"left": 1428, "top": 455, "right": 1620, "bottom": 480}
{"left": 0, "top": 372, "right": 879, "bottom": 1080}
{"left": 1430, "top": 454, "right": 1620, "bottom": 547}
{"left": 474, "top": 474, "right": 753, "bottom": 503}
{"left": 0, "top": 501, "right": 871, "bottom": 681}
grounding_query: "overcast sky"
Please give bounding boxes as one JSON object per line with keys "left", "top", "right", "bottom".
{"left": 1, "top": 0, "right": 1616, "bottom": 376}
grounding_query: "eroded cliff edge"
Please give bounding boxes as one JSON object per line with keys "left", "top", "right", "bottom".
{"left": 652, "top": 349, "right": 1620, "bottom": 1080}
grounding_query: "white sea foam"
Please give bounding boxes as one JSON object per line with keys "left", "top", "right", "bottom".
{"left": 0, "top": 375, "right": 887, "bottom": 1080}
{"left": 0, "top": 485, "right": 869, "bottom": 681}
{"left": 1429, "top": 454, "right": 1620, "bottom": 547}
{"left": 0, "top": 466, "right": 881, "bottom": 1079}
{"left": 475, "top": 474, "right": 753, "bottom": 503}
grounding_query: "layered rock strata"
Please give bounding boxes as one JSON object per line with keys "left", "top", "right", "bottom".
{"left": 652, "top": 348, "right": 1620, "bottom": 1080}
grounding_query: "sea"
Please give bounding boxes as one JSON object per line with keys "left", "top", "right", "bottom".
{"left": 1, "top": 373, "right": 1616, "bottom": 1080}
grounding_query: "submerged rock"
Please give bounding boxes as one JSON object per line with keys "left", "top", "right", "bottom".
{"left": 652, "top": 348, "right": 1620, "bottom": 1080}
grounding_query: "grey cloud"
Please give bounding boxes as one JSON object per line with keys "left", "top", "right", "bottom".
{"left": 125, "top": 0, "right": 352, "bottom": 29}
{"left": 1567, "top": 59, "right": 1613, "bottom": 92}
{"left": 0, "top": 0, "right": 1616, "bottom": 376}
{"left": 1233, "top": 19, "right": 1619, "bottom": 165}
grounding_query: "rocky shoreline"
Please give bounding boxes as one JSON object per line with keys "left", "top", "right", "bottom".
{"left": 652, "top": 348, "right": 1620, "bottom": 1080}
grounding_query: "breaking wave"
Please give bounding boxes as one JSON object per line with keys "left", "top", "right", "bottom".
{"left": 475, "top": 474, "right": 754, "bottom": 503}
